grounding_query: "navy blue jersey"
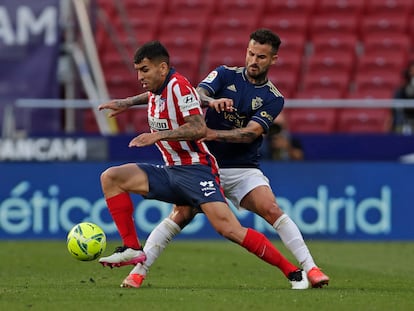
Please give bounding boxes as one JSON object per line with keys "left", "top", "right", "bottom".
{"left": 198, "top": 66, "right": 284, "bottom": 168}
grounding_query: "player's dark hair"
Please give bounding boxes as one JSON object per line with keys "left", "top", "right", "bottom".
{"left": 134, "top": 41, "right": 170, "bottom": 65}
{"left": 250, "top": 29, "right": 281, "bottom": 55}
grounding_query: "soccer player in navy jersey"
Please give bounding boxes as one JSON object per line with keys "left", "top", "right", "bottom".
{"left": 97, "top": 40, "right": 308, "bottom": 289}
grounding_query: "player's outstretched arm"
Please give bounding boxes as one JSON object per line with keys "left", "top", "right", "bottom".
{"left": 201, "top": 120, "right": 263, "bottom": 144}
{"left": 129, "top": 114, "right": 207, "bottom": 147}
{"left": 98, "top": 92, "right": 149, "bottom": 117}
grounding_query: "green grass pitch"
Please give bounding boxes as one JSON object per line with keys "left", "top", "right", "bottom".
{"left": 1, "top": 240, "right": 414, "bottom": 311}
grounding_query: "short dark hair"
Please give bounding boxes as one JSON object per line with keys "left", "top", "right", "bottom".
{"left": 250, "top": 29, "right": 281, "bottom": 54}
{"left": 133, "top": 41, "right": 170, "bottom": 65}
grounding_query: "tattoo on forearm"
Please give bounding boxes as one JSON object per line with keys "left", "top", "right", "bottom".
{"left": 159, "top": 115, "right": 206, "bottom": 141}
{"left": 115, "top": 100, "right": 129, "bottom": 109}
{"left": 216, "top": 128, "right": 256, "bottom": 143}
{"left": 120, "top": 93, "right": 149, "bottom": 108}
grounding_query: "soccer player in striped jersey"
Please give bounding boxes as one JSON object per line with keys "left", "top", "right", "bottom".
{"left": 97, "top": 40, "right": 308, "bottom": 289}
{"left": 121, "top": 29, "right": 329, "bottom": 289}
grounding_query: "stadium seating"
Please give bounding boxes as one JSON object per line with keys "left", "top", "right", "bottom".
{"left": 300, "top": 72, "right": 350, "bottom": 99}
{"left": 309, "top": 14, "right": 360, "bottom": 40}
{"left": 306, "top": 50, "right": 355, "bottom": 78}
{"left": 98, "top": 41, "right": 139, "bottom": 100}
{"left": 365, "top": 0, "right": 414, "bottom": 15}
{"left": 122, "top": 0, "right": 166, "bottom": 18}
{"left": 354, "top": 72, "right": 401, "bottom": 96}
{"left": 207, "top": 15, "right": 259, "bottom": 38}
{"left": 356, "top": 51, "right": 407, "bottom": 78}
{"left": 166, "top": 0, "right": 217, "bottom": 16}
{"left": 337, "top": 108, "right": 393, "bottom": 133}
{"left": 260, "top": 15, "right": 309, "bottom": 38}
{"left": 159, "top": 15, "right": 209, "bottom": 39}
{"left": 160, "top": 36, "right": 204, "bottom": 57}
{"left": 124, "top": 15, "right": 161, "bottom": 46}
{"left": 347, "top": 88, "right": 395, "bottom": 99}
{"left": 274, "top": 51, "right": 303, "bottom": 79}
{"left": 268, "top": 70, "right": 299, "bottom": 99}
{"left": 130, "top": 108, "right": 150, "bottom": 133}
{"left": 202, "top": 35, "right": 246, "bottom": 76}
{"left": 82, "top": 108, "right": 130, "bottom": 134}
{"left": 170, "top": 53, "right": 202, "bottom": 85}
{"left": 363, "top": 33, "right": 411, "bottom": 60}
{"left": 277, "top": 34, "right": 307, "bottom": 59}
{"left": 360, "top": 13, "right": 409, "bottom": 39}
{"left": 216, "top": 0, "right": 265, "bottom": 18}
{"left": 158, "top": 35, "right": 204, "bottom": 84}
{"left": 315, "top": 0, "right": 365, "bottom": 16}
{"left": 295, "top": 88, "right": 345, "bottom": 100}
{"left": 284, "top": 108, "right": 338, "bottom": 133}
{"left": 265, "top": 0, "right": 316, "bottom": 17}
{"left": 312, "top": 33, "right": 358, "bottom": 56}
{"left": 92, "top": 0, "right": 412, "bottom": 135}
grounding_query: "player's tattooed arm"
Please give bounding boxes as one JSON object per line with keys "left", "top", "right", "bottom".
{"left": 129, "top": 114, "right": 207, "bottom": 147}
{"left": 204, "top": 120, "right": 263, "bottom": 143}
{"left": 116, "top": 92, "right": 149, "bottom": 108}
{"left": 157, "top": 114, "right": 207, "bottom": 141}
{"left": 98, "top": 92, "right": 149, "bottom": 117}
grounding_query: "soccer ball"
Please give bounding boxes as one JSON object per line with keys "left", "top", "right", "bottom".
{"left": 67, "top": 222, "right": 106, "bottom": 261}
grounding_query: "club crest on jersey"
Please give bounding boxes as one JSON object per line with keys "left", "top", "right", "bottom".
{"left": 251, "top": 97, "right": 263, "bottom": 110}
{"left": 156, "top": 97, "right": 166, "bottom": 112}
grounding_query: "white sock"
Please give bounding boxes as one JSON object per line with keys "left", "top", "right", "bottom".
{"left": 130, "top": 218, "right": 181, "bottom": 276}
{"left": 273, "top": 214, "right": 316, "bottom": 273}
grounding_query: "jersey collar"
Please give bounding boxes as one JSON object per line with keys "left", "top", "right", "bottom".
{"left": 243, "top": 67, "right": 268, "bottom": 87}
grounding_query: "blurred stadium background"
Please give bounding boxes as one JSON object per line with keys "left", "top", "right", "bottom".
{"left": 2, "top": 0, "right": 414, "bottom": 137}
{"left": 1, "top": 0, "right": 414, "bottom": 241}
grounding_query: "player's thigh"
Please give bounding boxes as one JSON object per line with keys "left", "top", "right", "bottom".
{"left": 104, "top": 163, "right": 149, "bottom": 194}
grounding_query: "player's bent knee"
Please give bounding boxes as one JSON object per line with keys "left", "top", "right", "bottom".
{"left": 259, "top": 203, "right": 284, "bottom": 224}
{"left": 100, "top": 166, "right": 121, "bottom": 187}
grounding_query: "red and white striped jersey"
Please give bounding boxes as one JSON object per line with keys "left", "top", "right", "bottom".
{"left": 147, "top": 70, "right": 219, "bottom": 169}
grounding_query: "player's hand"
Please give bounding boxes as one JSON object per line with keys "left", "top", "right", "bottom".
{"left": 208, "top": 98, "right": 234, "bottom": 113}
{"left": 129, "top": 132, "right": 158, "bottom": 147}
{"left": 98, "top": 99, "right": 129, "bottom": 117}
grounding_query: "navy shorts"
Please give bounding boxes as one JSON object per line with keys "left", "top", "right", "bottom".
{"left": 137, "top": 163, "right": 226, "bottom": 208}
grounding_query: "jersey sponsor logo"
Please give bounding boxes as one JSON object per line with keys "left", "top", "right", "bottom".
{"left": 183, "top": 94, "right": 195, "bottom": 103}
{"left": 227, "top": 84, "right": 237, "bottom": 92}
{"left": 251, "top": 97, "right": 263, "bottom": 110}
{"left": 200, "top": 180, "right": 216, "bottom": 196}
{"left": 202, "top": 70, "right": 218, "bottom": 83}
{"left": 260, "top": 111, "right": 274, "bottom": 122}
{"left": 148, "top": 116, "right": 169, "bottom": 130}
{"left": 180, "top": 94, "right": 200, "bottom": 111}
{"left": 200, "top": 180, "right": 214, "bottom": 188}
{"left": 223, "top": 112, "right": 247, "bottom": 128}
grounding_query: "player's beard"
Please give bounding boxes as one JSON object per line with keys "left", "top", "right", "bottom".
{"left": 247, "top": 66, "right": 268, "bottom": 84}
